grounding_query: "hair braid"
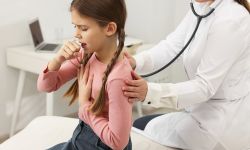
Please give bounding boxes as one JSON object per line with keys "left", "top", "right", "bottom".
{"left": 64, "top": 52, "right": 93, "bottom": 105}
{"left": 90, "top": 28, "right": 125, "bottom": 115}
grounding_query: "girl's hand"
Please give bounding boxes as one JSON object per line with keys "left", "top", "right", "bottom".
{"left": 123, "top": 71, "right": 148, "bottom": 103}
{"left": 78, "top": 63, "right": 94, "bottom": 106}
{"left": 48, "top": 41, "right": 81, "bottom": 71}
{"left": 55, "top": 41, "right": 81, "bottom": 64}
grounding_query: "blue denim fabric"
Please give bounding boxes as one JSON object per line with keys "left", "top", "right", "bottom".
{"left": 48, "top": 120, "right": 132, "bottom": 150}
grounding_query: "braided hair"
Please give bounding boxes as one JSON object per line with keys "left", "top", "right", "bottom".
{"left": 90, "top": 28, "right": 125, "bottom": 115}
{"left": 64, "top": 52, "right": 93, "bottom": 105}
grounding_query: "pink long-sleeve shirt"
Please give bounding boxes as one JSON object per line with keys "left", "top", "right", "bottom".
{"left": 37, "top": 53, "right": 133, "bottom": 150}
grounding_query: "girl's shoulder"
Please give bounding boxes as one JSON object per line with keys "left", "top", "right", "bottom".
{"left": 107, "top": 57, "right": 133, "bottom": 82}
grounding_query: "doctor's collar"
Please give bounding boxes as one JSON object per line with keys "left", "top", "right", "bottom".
{"left": 192, "top": 0, "right": 224, "bottom": 15}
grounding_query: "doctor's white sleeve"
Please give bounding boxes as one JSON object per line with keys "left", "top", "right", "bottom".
{"left": 142, "top": 16, "right": 248, "bottom": 109}
{"left": 134, "top": 11, "right": 192, "bottom": 74}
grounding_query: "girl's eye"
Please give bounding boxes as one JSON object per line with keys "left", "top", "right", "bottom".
{"left": 81, "top": 28, "right": 88, "bottom": 31}
{"left": 73, "top": 25, "right": 87, "bottom": 31}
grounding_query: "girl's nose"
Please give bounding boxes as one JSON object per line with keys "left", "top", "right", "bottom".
{"left": 74, "top": 28, "right": 82, "bottom": 39}
{"left": 74, "top": 33, "right": 81, "bottom": 39}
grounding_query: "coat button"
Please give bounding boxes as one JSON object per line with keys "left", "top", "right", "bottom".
{"left": 147, "top": 101, "right": 151, "bottom": 104}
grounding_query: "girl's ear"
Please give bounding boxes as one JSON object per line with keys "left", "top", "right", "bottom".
{"left": 105, "top": 22, "right": 117, "bottom": 36}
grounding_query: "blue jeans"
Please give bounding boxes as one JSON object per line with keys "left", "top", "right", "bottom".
{"left": 48, "top": 120, "right": 132, "bottom": 150}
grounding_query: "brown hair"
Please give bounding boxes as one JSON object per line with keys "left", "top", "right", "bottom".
{"left": 235, "top": 0, "right": 250, "bottom": 13}
{"left": 64, "top": 0, "right": 127, "bottom": 115}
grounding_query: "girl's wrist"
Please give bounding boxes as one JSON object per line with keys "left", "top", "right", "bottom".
{"left": 47, "top": 57, "right": 62, "bottom": 71}
{"left": 54, "top": 55, "right": 65, "bottom": 65}
{"left": 52, "top": 58, "right": 61, "bottom": 66}
{"left": 78, "top": 96, "right": 88, "bottom": 106}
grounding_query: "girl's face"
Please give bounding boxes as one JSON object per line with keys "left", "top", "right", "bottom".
{"left": 71, "top": 9, "right": 108, "bottom": 53}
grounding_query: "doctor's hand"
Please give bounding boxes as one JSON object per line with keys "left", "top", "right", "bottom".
{"left": 123, "top": 52, "right": 136, "bottom": 70}
{"left": 78, "top": 63, "right": 94, "bottom": 106}
{"left": 123, "top": 71, "right": 148, "bottom": 103}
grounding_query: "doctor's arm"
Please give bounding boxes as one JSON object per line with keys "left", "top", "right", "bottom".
{"left": 124, "top": 18, "right": 247, "bottom": 109}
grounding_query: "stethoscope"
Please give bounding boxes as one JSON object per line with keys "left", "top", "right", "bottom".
{"left": 141, "top": 0, "right": 223, "bottom": 78}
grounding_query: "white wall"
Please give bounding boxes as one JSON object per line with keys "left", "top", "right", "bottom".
{"left": 0, "top": 0, "right": 189, "bottom": 137}
{"left": 126, "top": 0, "right": 189, "bottom": 43}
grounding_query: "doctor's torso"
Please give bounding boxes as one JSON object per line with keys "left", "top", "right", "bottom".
{"left": 182, "top": 0, "right": 250, "bottom": 101}
{"left": 140, "top": 1, "right": 250, "bottom": 149}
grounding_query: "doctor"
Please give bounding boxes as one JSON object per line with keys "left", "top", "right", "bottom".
{"left": 123, "top": 0, "right": 250, "bottom": 149}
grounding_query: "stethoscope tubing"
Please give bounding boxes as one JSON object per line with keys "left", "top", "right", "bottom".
{"left": 140, "top": 0, "right": 222, "bottom": 78}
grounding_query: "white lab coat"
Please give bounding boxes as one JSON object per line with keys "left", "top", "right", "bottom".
{"left": 134, "top": 0, "right": 250, "bottom": 149}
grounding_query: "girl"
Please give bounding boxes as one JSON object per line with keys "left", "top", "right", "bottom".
{"left": 37, "top": 0, "right": 132, "bottom": 149}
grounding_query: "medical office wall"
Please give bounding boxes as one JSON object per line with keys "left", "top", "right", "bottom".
{"left": 126, "top": 0, "right": 189, "bottom": 43}
{"left": 0, "top": 0, "right": 189, "bottom": 139}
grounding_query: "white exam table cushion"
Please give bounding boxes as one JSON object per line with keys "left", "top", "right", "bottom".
{"left": 0, "top": 116, "right": 177, "bottom": 150}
